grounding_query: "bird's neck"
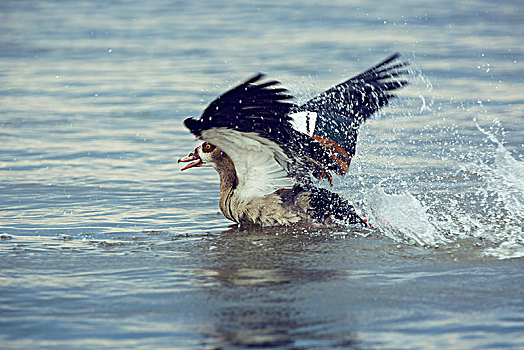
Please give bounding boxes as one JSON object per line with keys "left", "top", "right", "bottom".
{"left": 213, "top": 152, "right": 238, "bottom": 222}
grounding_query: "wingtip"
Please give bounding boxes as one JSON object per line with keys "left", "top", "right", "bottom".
{"left": 376, "top": 52, "right": 403, "bottom": 68}
{"left": 183, "top": 117, "right": 193, "bottom": 128}
{"left": 245, "top": 72, "right": 266, "bottom": 85}
{"left": 184, "top": 117, "right": 202, "bottom": 136}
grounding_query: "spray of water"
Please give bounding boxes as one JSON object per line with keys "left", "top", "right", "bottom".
{"left": 343, "top": 62, "right": 523, "bottom": 259}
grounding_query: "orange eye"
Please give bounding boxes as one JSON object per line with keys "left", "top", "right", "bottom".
{"left": 202, "top": 143, "right": 215, "bottom": 153}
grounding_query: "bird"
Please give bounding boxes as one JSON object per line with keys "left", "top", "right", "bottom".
{"left": 178, "top": 53, "right": 409, "bottom": 227}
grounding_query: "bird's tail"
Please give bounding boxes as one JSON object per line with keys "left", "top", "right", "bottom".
{"left": 308, "top": 187, "right": 367, "bottom": 225}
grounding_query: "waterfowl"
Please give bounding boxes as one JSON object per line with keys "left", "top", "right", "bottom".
{"left": 179, "top": 53, "right": 409, "bottom": 227}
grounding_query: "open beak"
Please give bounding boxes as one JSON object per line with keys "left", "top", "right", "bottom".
{"left": 178, "top": 150, "right": 202, "bottom": 171}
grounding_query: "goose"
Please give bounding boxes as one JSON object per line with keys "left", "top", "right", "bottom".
{"left": 178, "top": 53, "right": 409, "bottom": 227}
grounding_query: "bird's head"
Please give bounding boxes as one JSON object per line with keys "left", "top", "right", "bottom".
{"left": 178, "top": 142, "right": 221, "bottom": 171}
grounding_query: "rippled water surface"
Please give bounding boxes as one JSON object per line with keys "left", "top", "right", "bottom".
{"left": 1, "top": 0, "right": 523, "bottom": 348}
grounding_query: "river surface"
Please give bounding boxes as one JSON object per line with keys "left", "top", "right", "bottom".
{"left": 1, "top": 0, "right": 523, "bottom": 348}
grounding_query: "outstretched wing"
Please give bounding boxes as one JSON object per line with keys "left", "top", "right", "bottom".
{"left": 184, "top": 54, "right": 409, "bottom": 193}
{"left": 184, "top": 74, "right": 341, "bottom": 198}
{"left": 185, "top": 73, "right": 294, "bottom": 139}
{"left": 296, "top": 52, "right": 409, "bottom": 159}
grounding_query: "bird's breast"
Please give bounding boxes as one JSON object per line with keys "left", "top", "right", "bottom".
{"left": 220, "top": 190, "right": 303, "bottom": 226}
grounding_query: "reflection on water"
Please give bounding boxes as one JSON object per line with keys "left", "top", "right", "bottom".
{"left": 1, "top": 0, "right": 523, "bottom": 348}
{"left": 184, "top": 229, "right": 371, "bottom": 348}
{"left": 1, "top": 225, "right": 523, "bottom": 348}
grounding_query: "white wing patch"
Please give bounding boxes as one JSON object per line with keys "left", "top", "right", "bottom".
{"left": 201, "top": 128, "right": 296, "bottom": 199}
{"left": 288, "top": 111, "right": 317, "bottom": 136}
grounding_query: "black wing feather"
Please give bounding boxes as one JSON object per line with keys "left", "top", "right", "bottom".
{"left": 184, "top": 73, "right": 294, "bottom": 138}
{"left": 184, "top": 54, "right": 409, "bottom": 181}
{"left": 184, "top": 74, "right": 344, "bottom": 179}
{"left": 297, "top": 52, "right": 409, "bottom": 158}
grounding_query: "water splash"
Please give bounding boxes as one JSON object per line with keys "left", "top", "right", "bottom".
{"left": 347, "top": 64, "right": 523, "bottom": 259}
{"left": 355, "top": 127, "right": 523, "bottom": 258}
{"left": 476, "top": 122, "right": 524, "bottom": 222}
{"left": 363, "top": 186, "right": 448, "bottom": 246}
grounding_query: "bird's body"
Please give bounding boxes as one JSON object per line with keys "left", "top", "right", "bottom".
{"left": 179, "top": 53, "right": 409, "bottom": 227}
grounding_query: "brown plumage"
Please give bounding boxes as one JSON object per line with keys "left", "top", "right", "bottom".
{"left": 179, "top": 142, "right": 364, "bottom": 226}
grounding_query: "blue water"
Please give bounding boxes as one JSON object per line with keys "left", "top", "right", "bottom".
{"left": 1, "top": 0, "right": 523, "bottom": 348}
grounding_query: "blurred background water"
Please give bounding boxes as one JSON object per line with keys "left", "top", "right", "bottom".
{"left": 1, "top": 0, "right": 523, "bottom": 348}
